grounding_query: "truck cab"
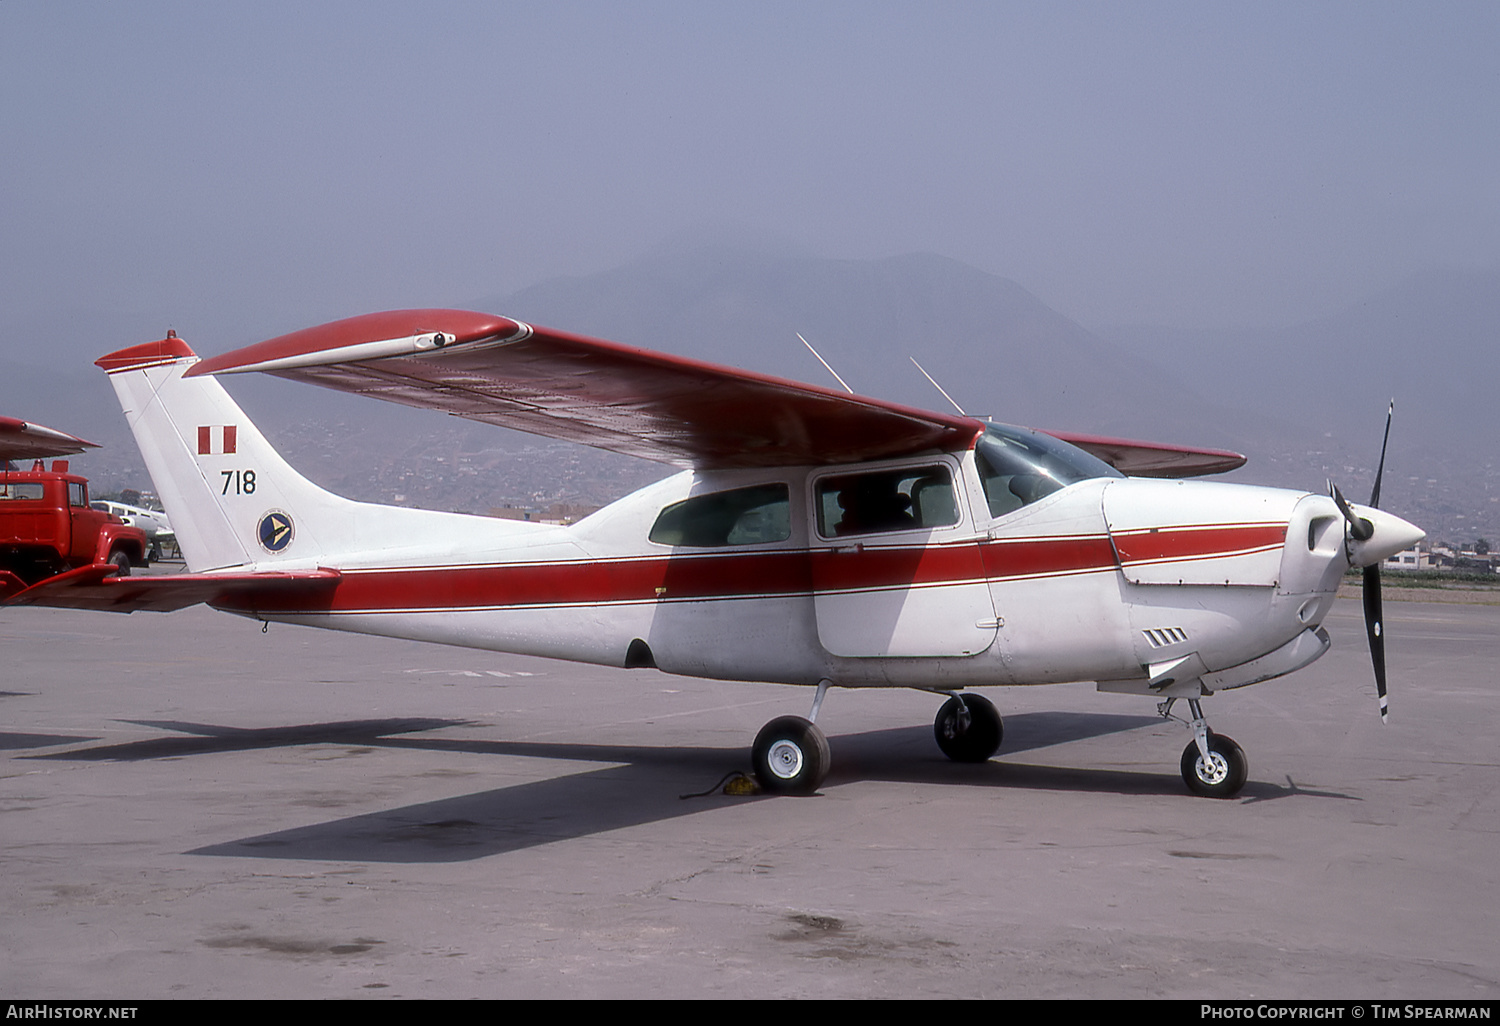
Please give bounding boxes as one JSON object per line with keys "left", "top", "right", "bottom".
{"left": 0, "top": 460, "right": 148, "bottom": 584}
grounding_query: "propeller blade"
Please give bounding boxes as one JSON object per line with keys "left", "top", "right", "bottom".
{"left": 1355, "top": 401, "right": 1396, "bottom": 724}
{"left": 1330, "top": 480, "right": 1374, "bottom": 541}
{"left": 1370, "top": 400, "right": 1393, "bottom": 508}
{"left": 1363, "top": 562, "right": 1388, "bottom": 722}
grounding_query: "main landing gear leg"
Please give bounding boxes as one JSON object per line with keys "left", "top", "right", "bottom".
{"left": 1161, "top": 697, "right": 1248, "bottom": 799}
{"left": 751, "top": 681, "right": 832, "bottom": 795}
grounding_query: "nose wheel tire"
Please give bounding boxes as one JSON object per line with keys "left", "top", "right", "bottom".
{"left": 752, "top": 715, "right": 830, "bottom": 795}
{"left": 1180, "top": 732, "right": 1247, "bottom": 798}
{"left": 934, "top": 694, "right": 1003, "bottom": 763}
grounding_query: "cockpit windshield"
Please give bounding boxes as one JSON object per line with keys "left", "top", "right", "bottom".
{"left": 974, "top": 423, "right": 1121, "bottom": 519}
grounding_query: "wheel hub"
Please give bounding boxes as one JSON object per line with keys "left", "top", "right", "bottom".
{"left": 1195, "top": 752, "right": 1229, "bottom": 786}
{"left": 767, "top": 739, "right": 805, "bottom": 779}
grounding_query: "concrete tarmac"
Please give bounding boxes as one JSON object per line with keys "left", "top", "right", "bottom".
{"left": 2, "top": 596, "right": 1497, "bottom": 999}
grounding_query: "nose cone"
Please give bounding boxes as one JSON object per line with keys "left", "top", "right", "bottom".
{"left": 1347, "top": 506, "right": 1425, "bottom": 567}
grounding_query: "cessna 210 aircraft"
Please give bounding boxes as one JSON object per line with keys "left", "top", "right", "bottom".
{"left": 2, "top": 310, "right": 1423, "bottom": 797}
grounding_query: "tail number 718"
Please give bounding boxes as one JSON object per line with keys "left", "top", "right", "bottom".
{"left": 221, "top": 469, "right": 256, "bottom": 495}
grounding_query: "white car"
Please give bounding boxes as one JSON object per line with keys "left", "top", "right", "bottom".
{"left": 90, "top": 501, "right": 176, "bottom": 560}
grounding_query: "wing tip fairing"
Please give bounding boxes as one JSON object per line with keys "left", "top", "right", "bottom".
{"left": 184, "top": 309, "right": 525, "bottom": 379}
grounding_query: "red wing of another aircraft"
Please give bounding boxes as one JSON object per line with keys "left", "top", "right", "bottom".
{"left": 0, "top": 416, "right": 99, "bottom": 463}
{"left": 187, "top": 310, "right": 1243, "bottom": 476}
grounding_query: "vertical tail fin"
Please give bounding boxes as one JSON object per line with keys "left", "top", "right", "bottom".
{"left": 97, "top": 335, "right": 358, "bottom": 572}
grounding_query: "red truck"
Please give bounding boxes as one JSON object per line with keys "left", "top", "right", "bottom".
{"left": 1, "top": 418, "right": 148, "bottom": 588}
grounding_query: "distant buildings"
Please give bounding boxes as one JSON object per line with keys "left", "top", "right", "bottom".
{"left": 1384, "top": 543, "right": 1498, "bottom": 574}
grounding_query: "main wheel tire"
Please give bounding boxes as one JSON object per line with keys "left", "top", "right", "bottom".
{"left": 107, "top": 549, "right": 131, "bottom": 577}
{"left": 1180, "top": 732, "right": 1248, "bottom": 798}
{"left": 752, "top": 715, "right": 831, "bottom": 795}
{"left": 934, "top": 694, "right": 1003, "bottom": 763}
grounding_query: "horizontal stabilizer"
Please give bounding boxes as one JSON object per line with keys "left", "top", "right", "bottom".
{"left": 2, "top": 564, "right": 341, "bottom": 613}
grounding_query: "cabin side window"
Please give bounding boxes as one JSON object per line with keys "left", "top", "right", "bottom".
{"left": 816, "top": 465, "right": 958, "bottom": 538}
{"left": 649, "top": 483, "right": 791, "bottom": 547}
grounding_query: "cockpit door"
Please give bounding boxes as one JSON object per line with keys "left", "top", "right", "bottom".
{"left": 809, "top": 457, "right": 998, "bottom": 658}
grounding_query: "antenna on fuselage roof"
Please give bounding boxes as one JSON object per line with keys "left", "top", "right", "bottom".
{"left": 909, "top": 357, "right": 968, "bottom": 416}
{"left": 796, "top": 332, "right": 854, "bottom": 394}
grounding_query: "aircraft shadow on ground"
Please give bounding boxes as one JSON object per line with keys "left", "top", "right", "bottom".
{"left": 24, "top": 712, "right": 1348, "bottom": 863}
{"left": 0, "top": 730, "right": 99, "bottom": 751}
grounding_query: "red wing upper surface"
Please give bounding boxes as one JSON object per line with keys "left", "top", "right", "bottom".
{"left": 185, "top": 309, "right": 1243, "bottom": 476}
{"left": 1044, "top": 430, "right": 1246, "bottom": 478}
{"left": 187, "top": 310, "right": 982, "bottom": 469}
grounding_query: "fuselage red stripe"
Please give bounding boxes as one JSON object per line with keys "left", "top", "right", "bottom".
{"left": 1111, "top": 524, "right": 1287, "bottom": 564}
{"left": 224, "top": 524, "right": 1287, "bottom": 614}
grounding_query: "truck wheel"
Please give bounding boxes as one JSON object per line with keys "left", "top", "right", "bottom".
{"left": 107, "top": 550, "right": 131, "bottom": 577}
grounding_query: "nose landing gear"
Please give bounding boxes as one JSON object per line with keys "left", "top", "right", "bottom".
{"left": 1162, "top": 697, "right": 1248, "bottom": 798}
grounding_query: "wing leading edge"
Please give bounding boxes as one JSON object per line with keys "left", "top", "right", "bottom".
{"left": 185, "top": 309, "right": 1244, "bottom": 476}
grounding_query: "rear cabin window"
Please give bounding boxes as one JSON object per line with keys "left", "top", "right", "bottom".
{"left": 0, "top": 482, "right": 45, "bottom": 500}
{"left": 649, "top": 483, "right": 791, "bottom": 547}
{"left": 816, "top": 466, "right": 959, "bottom": 538}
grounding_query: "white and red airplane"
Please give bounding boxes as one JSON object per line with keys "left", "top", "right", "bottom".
{"left": 3, "top": 310, "right": 1423, "bottom": 797}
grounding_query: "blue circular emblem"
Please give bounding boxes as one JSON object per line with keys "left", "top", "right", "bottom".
{"left": 257, "top": 510, "right": 294, "bottom": 552}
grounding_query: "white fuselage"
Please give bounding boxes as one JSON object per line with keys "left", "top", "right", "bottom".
{"left": 231, "top": 450, "right": 1351, "bottom": 698}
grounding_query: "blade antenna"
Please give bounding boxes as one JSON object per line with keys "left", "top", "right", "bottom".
{"left": 797, "top": 333, "right": 854, "bottom": 394}
{"left": 909, "top": 357, "right": 968, "bottom": 416}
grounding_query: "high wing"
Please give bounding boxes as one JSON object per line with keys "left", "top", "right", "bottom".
{"left": 189, "top": 310, "right": 981, "bottom": 469}
{"left": 188, "top": 309, "right": 1243, "bottom": 475}
{"left": 1044, "top": 430, "right": 1245, "bottom": 478}
{"left": 0, "top": 416, "right": 98, "bottom": 463}
{"left": 1, "top": 564, "right": 341, "bottom": 612}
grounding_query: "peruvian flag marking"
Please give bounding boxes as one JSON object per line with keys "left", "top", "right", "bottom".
{"left": 197, "top": 425, "right": 237, "bottom": 455}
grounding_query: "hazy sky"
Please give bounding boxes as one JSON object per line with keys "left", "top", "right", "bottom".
{"left": 3, "top": 1, "right": 1496, "bottom": 348}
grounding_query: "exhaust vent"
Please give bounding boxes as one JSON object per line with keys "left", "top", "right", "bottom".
{"left": 1142, "top": 627, "right": 1189, "bottom": 649}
